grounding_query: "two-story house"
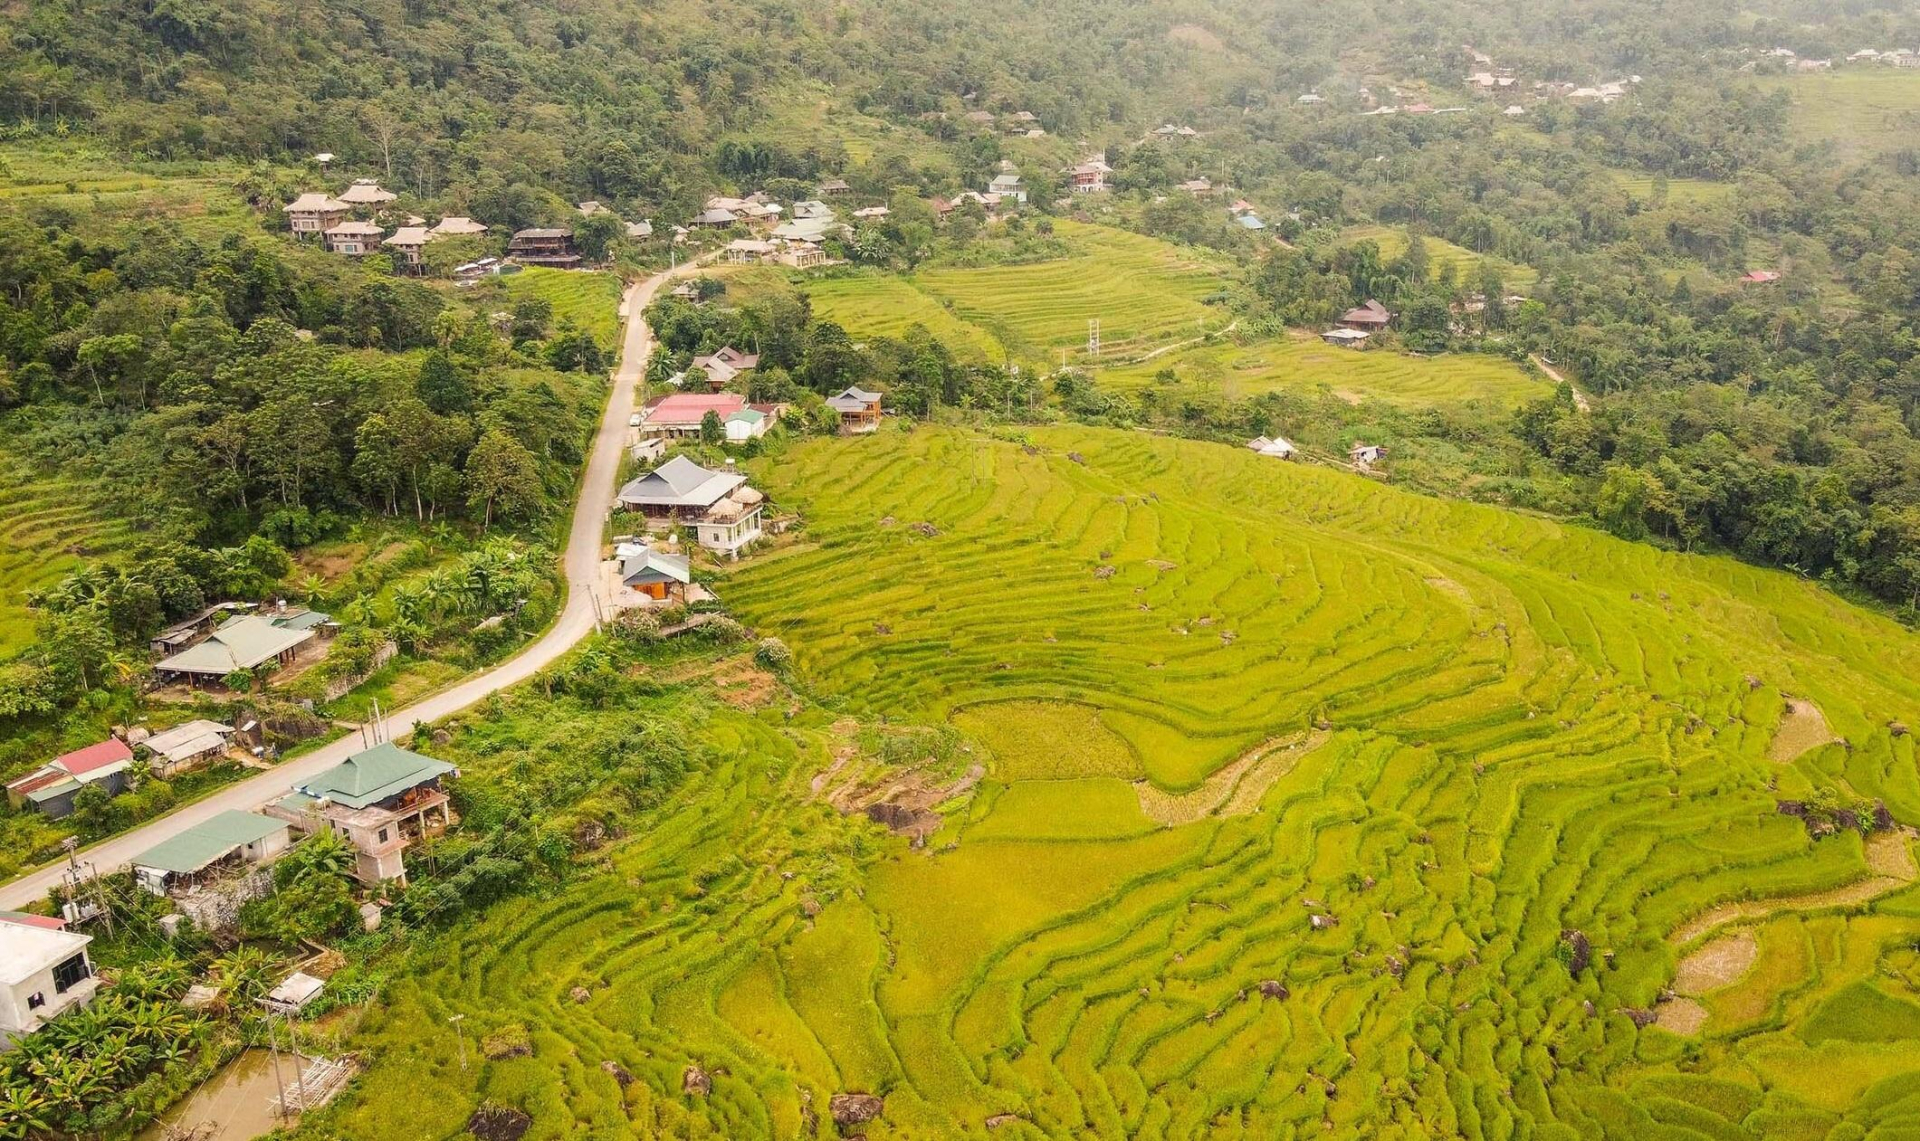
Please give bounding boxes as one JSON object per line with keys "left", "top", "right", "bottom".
{"left": 268, "top": 742, "right": 457, "bottom": 885}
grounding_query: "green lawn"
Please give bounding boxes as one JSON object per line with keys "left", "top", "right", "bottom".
{"left": 1095, "top": 331, "right": 1552, "bottom": 407}
{"left": 1343, "top": 223, "right": 1540, "bottom": 291}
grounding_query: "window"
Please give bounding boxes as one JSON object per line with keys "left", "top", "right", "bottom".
{"left": 51, "top": 955, "right": 89, "bottom": 994}
{"left": 26, "top": 993, "right": 44, "bottom": 1010}
{"left": 377, "top": 828, "right": 389, "bottom": 843}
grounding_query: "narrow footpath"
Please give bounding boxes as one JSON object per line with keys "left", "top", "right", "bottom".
{"left": 0, "top": 263, "right": 691, "bottom": 911}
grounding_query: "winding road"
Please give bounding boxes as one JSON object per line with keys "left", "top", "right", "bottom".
{"left": 0, "top": 264, "right": 690, "bottom": 912}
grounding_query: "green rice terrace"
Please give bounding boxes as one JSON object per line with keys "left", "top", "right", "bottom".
{"left": 306, "top": 424, "right": 1920, "bottom": 1140}
{"left": 791, "top": 221, "right": 1232, "bottom": 364}
{"left": 1093, "top": 333, "right": 1551, "bottom": 408}
{"left": 0, "top": 451, "right": 133, "bottom": 656}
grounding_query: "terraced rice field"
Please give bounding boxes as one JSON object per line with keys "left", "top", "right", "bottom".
{"left": 478, "top": 268, "right": 626, "bottom": 348}
{"left": 313, "top": 424, "right": 1920, "bottom": 1140}
{"left": 1613, "top": 174, "right": 1736, "bottom": 207}
{"left": 0, "top": 144, "right": 251, "bottom": 240}
{"left": 1343, "top": 224, "right": 1539, "bottom": 291}
{"left": 911, "top": 222, "right": 1233, "bottom": 360}
{"left": 798, "top": 273, "right": 1005, "bottom": 360}
{"left": 1758, "top": 69, "right": 1920, "bottom": 160}
{"left": 0, "top": 454, "right": 133, "bottom": 655}
{"left": 1096, "top": 332, "right": 1551, "bottom": 407}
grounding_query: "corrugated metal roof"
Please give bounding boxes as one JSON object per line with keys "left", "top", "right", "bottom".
{"left": 295, "top": 742, "right": 456, "bottom": 809}
{"left": 132, "top": 810, "right": 287, "bottom": 874}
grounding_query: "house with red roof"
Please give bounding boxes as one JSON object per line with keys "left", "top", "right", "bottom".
{"left": 5, "top": 738, "right": 135, "bottom": 819}
{"left": 639, "top": 393, "right": 749, "bottom": 438}
{"left": 1740, "top": 270, "right": 1781, "bottom": 285}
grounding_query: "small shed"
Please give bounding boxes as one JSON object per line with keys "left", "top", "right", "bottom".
{"left": 262, "top": 971, "right": 325, "bottom": 1014}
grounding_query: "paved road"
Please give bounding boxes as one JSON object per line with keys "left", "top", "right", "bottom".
{"left": 0, "top": 264, "right": 689, "bottom": 911}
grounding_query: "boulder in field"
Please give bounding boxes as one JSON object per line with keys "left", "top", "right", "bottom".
{"left": 683, "top": 1064, "right": 712, "bottom": 1096}
{"left": 830, "top": 1092, "right": 884, "bottom": 1130}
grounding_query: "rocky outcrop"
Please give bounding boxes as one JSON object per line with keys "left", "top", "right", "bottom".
{"left": 830, "top": 1092, "right": 884, "bottom": 1131}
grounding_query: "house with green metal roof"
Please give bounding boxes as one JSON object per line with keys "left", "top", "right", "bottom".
{"left": 130, "top": 810, "right": 291, "bottom": 896}
{"left": 268, "top": 741, "right": 458, "bottom": 885}
{"left": 153, "top": 609, "right": 333, "bottom": 685}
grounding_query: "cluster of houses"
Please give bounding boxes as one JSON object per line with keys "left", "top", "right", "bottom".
{"left": 2, "top": 734, "right": 462, "bottom": 1046}
{"left": 1843, "top": 47, "right": 1920, "bottom": 67}
{"left": 1241, "top": 435, "right": 1387, "bottom": 471}
{"left": 940, "top": 107, "right": 1045, "bottom": 138}
{"left": 286, "top": 180, "right": 666, "bottom": 274}
{"left": 5, "top": 720, "right": 253, "bottom": 821}
{"left": 696, "top": 192, "right": 851, "bottom": 267}
{"left": 612, "top": 385, "right": 881, "bottom": 564}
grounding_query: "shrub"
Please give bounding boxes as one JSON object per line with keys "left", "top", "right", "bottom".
{"left": 754, "top": 636, "right": 792, "bottom": 673}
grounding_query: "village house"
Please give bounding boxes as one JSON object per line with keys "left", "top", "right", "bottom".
{"left": 616, "top": 546, "right": 694, "bottom": 603}
{"left": 725, "top": 408, "right": 769, "bottom": 441}
{"left": 693, "top": 207, "right": 740, "bottom": 228}
{"left": 617, "top": 455, "right": 766, "bottom": 556}
{"left": 130, "top": 810, "right": 291, "bottom": 897}
{"left": 1246, "top": 436, "right": 1297, "bottom": 459}
{"left": 1337, "top": 299, "right": 1394, "bottom": 331}
{"left": 726, "top": 238, "right": 777, "bottom": 264}
{"left": 133, "top": 719, "right": 234, "bottom": 778}
{"left": 0, "top": 916, "right": 96, "bottom": 1049}
{"left": 818, "top": 178, "right": 851, "bottom": 196}
{"left": 1068, "top": 157, "right": 1112, "bottom": 193}
{"left": 269, "top": 742, "right": 457, "bottom": 886}
{"left": 1321, "top": 327, "right": 1372, "bottom": 348}
{"left": 432, "top": 216, "right": 489, "bottom": 237}
{"left": 382, "top": 226, "right": 434, "bottom": 274}
{"left": 1504, "top": 104, "right": 1527, "bottom": 116}
{"left": 323, "top": 220, "right": 384, "bottom": 256}
{"left": 627, "top": 220, "right": 654, "bottom": 240}
{"left": 639, "top": 392, "right": 749, "bottom": 437}
{"left": 792, "top": 200, "right": 835, "bottom": 221}
{"left": 507, "top": 228, "right": 582, "bottom": 268}
{"left": 152, "top": 606, "right": 334, "bottom": 688}
{"left": 987, "top": 172, "right": 1028, "bottom": 204}
{"left": 697, "top": 346, "right": 760, "bottom": 372}
{"left": 149, "top": 602, "right": 250, "bottom": 657}
{"left": 780, "top": 240, "right": 828, "bottom": 269}
{"left": 1178, "top": 177, "right": 1215, "bottom": 196}
{"left": 1740, "top": 270, "right": 1782, "bottom": 285}
{"left": 577, "top": 200, "right": 607, "bottom": 217}
{"left": 851, "top": 205, "right": 890, "bottom": 220}
{"left": 826, "top": 386, "right": 883, "bottom": 434}
{"left": 337, "top": 179, "right": 397, "bottom": 209}
{"left": 1236, "top": 213, "right": 1268, "bottom": 232}
{"left": 1297, "top": 93, "right": 1325, "bottom": 105}
{"left": 739, "top": 201, "right": 783, "bottom": 225}
{"left": 772, "top": 217, "right": 842, "bottom": 244}
{"left": 1349, "top": 443, "right": 1388, "bottom": 468}
{"left": 6, "top": 738, "right": 134, "bottom": 819}
{"left": 284, "top": 193, "right": 349, "bottom": 238}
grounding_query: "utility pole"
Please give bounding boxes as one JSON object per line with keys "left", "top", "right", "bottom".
{"left": 286, "top": 1011, "right": 311, "bottom": 1110}
{"left": 61, "top": 837, "right": 112, "bottom": 935}
{"left": 265, "top": 1011, "right": 290, "bottom": 1118}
